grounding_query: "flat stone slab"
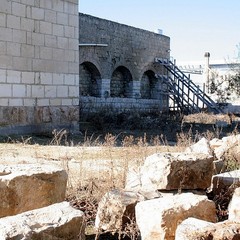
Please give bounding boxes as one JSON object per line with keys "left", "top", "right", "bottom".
{"left": 0, "top": 163, "right": 67, "bottom": 218}
{"left": 0, "top": 201, "right": 85, "bottom": 240}
{"left": 138, "top": 152, "right": 214, "bottom": 191}
{"left": 135, "top": 193, "right": 216, "bottom": 240}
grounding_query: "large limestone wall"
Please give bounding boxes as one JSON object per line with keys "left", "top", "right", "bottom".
{"left": 79, "top": 13, "right": 170, "bottom": 114}
{"left": 0, "top": 0, "right": 79, "bottom": 134}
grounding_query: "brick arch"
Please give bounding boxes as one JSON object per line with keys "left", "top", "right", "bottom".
{"left": 140, "top": 70, "right": 158, "bottom": 99}
{"left": 79, "top": 61, "right": 101, "bottom": 97}
{"left": 110, "top": 66, "right": 133, "bottom": 97}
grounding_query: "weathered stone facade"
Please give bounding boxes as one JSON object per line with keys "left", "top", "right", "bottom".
{"left": 79, "top": 13, "right": 170, "bottom": 114}
{"left": 0, "top": 0, "right": 79, "bottom": 134}
{"left": 0, "top": 4, "right": 171, "bottom": 134}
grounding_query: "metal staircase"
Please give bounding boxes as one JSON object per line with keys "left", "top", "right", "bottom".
{"left": 155, "top": 58, "right": 222, "bottom": 114}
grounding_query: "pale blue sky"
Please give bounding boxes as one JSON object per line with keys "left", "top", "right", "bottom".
{"left": 79, "top": 0, "right": 240, "bottom": 63}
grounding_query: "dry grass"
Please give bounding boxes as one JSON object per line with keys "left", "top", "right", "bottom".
{"left": 1, "top": 112, "right": 240, "bottom": 239}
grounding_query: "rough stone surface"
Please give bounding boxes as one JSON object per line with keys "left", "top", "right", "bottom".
{"left": 185, "top": 137, "right": 212, "bottom": 155}
{"left": 228, "top": 187, "right": 240, "bottom": 221}
{"left": 175, "top": 217, "right": 214, "bottom": 240}
{"left": 95, "top": 189, "right": 145, "bottom": 232}
{"left": 0, "top": 201, "right": 85, "bottom": 240}
{"left": 135, "top": 193, "right": 216, "bottom": 240}
{"left": 0, "top": 163, "right": 67, "bottom": 218}
{"left": 213, "top": 134, "right": 240, "bottom": 160}
{"left": 213, "top": 159, "right": 225, "bottom": 174}
{"left": 79, "top": 13, "right": 170, "bottom": 113}
{"left": 210, "top": 170, "right": 240, "bottom": 195}
{"left": 139, "top": 152, "right": 214, "bottom": 191}
{"left": 176, "top": 218, "right": 240, "bottom": 240}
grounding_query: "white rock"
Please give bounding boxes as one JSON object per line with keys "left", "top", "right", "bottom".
{"left": 228, "top": 187, "right": 240, "bottom": 221}
{"left": 176, "top": 218, "right": 240, "bottom": 240}
{"left": 214, "top": 134, "right": 240, "bottom": 160}
{"left": 0, "top": 201, "right": 85, "bottom": 240}
{"left": 135, "top": 193, "right": 216, "bottom": 240}
{"left": 139, "top": 152, "right": 214, "bottom": 191}
{"left": 0, "top": 163, "right": 67, "bottom": 218}
{"left": 185, "top": 137, "right": 212, "bottom": 155}
{"left": 175, "top": 217, "right": 214, "bottom": 240}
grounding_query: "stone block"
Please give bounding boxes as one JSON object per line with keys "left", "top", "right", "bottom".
{"left": 0, "top": 84, "right": 11, "bottom": 97}
{"left": 95, "top": 189, "right": 144, "bottom": 232}
{"left": 53, "top": 23, "right": 64, "bottom": 36}
{"left": 32, "top": 85, "right": 44, "bottom": 98}
{"left": 228, "top": 187, "right": 240, "bottom": 221}
{"left": 214, "top": 134, "right": 240, "bottom": 160}
{"left": 20, "top": 17, "right": 35, "bottom": 32}
{"left": 13, "top": 29, "right": 26, "bottom": 44}
{"left": 12, "top": 2, "right": 26, "bottom": 17}
{"left": 175, "top": 217, "right": 214, "bottom": 240}
{"left": 0, "top": 0, "right": 11, "bottom": 14}
{"left": 7, "top": 42, "right": 21, "bottom": 57}
{"left": 210, "top": 170, "right": 240, "bottom": 195}
{"left": 0, "top": 201, "right": 85, "bottom": 240}
{"left": 139, "top": 152, "right": 214, "bottom": 191}
{"left": 57, "top": 12, "right": 68, "bottom": 25}
{"left": 22, "top": 71, "right": 35, "bottom": 84}
{"left": 13, "top": 56, "right": 32, "bottom": 71}
{"left": 13, "top": 84, "right": 26, "bottom": 97}
{"left": 0, "top": 27, "right": 12, "bottom": 41}
{"left": 0, "top": 163, "right": 67, "bottom": 218}
{"left": 21, "top": 44, "right": 35, "bottom": 58}
{"left": 45, "top": 85, "right": 57, "bottom": 98}
{"left": 45, "top": 34, "right": 57, "bottom": 47}
{"left": 9, "top": 98, "right": 24, "bottom": 106}
{"left": 40, "top": 20, "right": 52, "bottom": 34}
{"left": 45, "top": 9, "right": 57, "bottom": 23}
{"left": 176, "top": 218, "right": 240, "bottom": 240}
{"left": 185, "top": 137, "right": 212, "bottom": 155}
{"left": 135, "top": 193, "right": 216, "bottom": 240}
{"left": 7, "top": 15, "right": 20, "bottom": 29}
{"left": 32, "top": 7, "right": 44, "bottom": 20}
{"left": 57, "top": 85, "right": 69, "bottom": 97}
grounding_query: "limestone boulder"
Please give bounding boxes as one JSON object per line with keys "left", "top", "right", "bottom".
{"left": 176, "top": 218, "right": 240, "bottom": 240}
{"left": 0, "top": 201, "right": 85, "bottom": 240}
{"left": 0, "top": 163, "right": 67, "bottom": 218}
{"left": 210, "top": 170, "right": 240, "bottom": 195}
{"left": 135, "top": 193, "right": 216, "bottom": 240}
{"left": 228, "top": 187, "right": 240, "bottom": 221}
{"left": 95, "top": 189, "right": 144, "bottom": 232}
{"left": 175, "top": 217, "right": 214, "bottom": 240}
{"left": 139, "top": 152, "right": 214, "bottom": 191}
{"left": 185, "top": 137, "right": 212, "bottom": 155}
{"left": 213, "top": 134, "right": 240, "bottom": 160}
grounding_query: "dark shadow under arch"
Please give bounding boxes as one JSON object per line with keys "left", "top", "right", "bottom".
{"left": 140, "top": 70, "right": 158, "bottom": 99}
{"left": 110, "top": 66, "right": 133, "bottom": 97}
{"left": 79, "top": 62, "right": 101, "bottom": 97}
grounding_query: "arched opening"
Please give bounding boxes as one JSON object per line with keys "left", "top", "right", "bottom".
{"left": 79, "top": 62, "right": 101, "bottom": 97}
{"left": 140, "top": 70, "right": 158, "bottom": 99}
{"left": 110, "top": 66, "right": 133, "bottom": 97}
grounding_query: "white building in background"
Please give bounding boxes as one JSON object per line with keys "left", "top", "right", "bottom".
{"left": 177, "top": 52, "right": 240, "bottom": 113}
{"left": 177, "top": 53, "right": 240, "bottom": 98}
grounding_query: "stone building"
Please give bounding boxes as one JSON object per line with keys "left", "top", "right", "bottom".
{"left": 0, "top": 0, "right": 79, "bottom": 135}
{"left": 0, "top": 2, "right": 172, "bottom": 135}
{"left": 79, "top": 13, "right": 171, "bottom": 115}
